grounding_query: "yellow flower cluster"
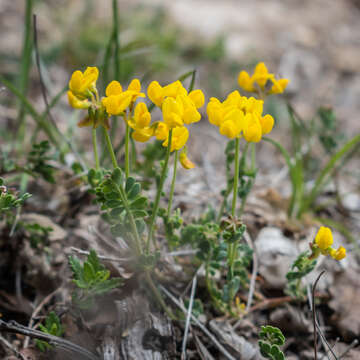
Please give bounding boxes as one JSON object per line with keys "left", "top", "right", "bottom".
{"left": 68, "top": 68, "right": 204, "bottom": 169}
{"left": 146, "top": 80, "right": 204, "bottom": 168}
{"left": 148, "top": 80, "right": 204, "bottom": 150}
{"left": 207, "top": 90, "right": 274, "bottom": 141}
{"left": 313, "top": 226, "right": 346, "bottom": 261}
{"left": 68, "top": 67, "right": 98, "bottom": 109}
{"left": 238, "top": 62, "right": 289, "bottom": 96}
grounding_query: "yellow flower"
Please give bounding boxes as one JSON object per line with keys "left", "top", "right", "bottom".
{"left": 102, "top": 79, "right": 145, "bottom": 116}
{"left": 178, "top": 95, "right": 201, "bottom": 125}
{"left": 162, "top": 97, "right": 184, "bottom": 128}
{"left": 130, "top": 102, "right": 151, "bottom": 128}
{"left": 188, "top": 89, "right": 205, "bottom": 108}
{"left": 315, "top": 226, "right": 333, "bottom": 251}
{"left": 148, "top": 81, "right": 164, "bottom": 107}
{"left": 252, "top": 62, "right": 273, "bottom": 90}
{"left": 179, "top": 148, "right": 195, "bottom": 169}
{"left": 329, "top": 246, "right": 346, "bottom": 261}
{"left": 207, "top": 97, "right": 223, "bottom": 126}
{"left": 147, "top": 80, "right": 188, "bottom": 107}
{"left": 259, "top": 114, "right": 275, "bottom": 135}
{"left": 155, "top": 122, "right": 169, "bottom": 141}
{"left": 238, "top": 71, "right": 256, "bottom": 92}
{"left": 162, "top": 126, "right": 189, "bottom": 152}
{"left": 163, "top": 80, "right": 187, "bottom": 98}
{"left": 128, "top": 102, "right": 153, "bottom": 142}
{"left": 67, "top": 90, "right": 91, "bottom": 109}
{"left": 269, "top": 78, "right": 289, "bottom": 95}
{"left": 132, "top": 127, "right": 154, "bottom": 142}
{"left": 102, "top": 91, "right": 133, "bottom": 116}
{"left": 69, "top": 67, "right": 99, "bottom": 99}
{"left": 243, "top": 113, "right": 262, "bottom": 143}
{"left": 237, "top": 62, "right": 289, "bottom": 96}
{"left": 219, "top": 109, "right": 244, "bottom": 139}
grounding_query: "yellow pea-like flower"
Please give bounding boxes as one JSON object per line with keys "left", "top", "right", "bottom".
{"left": 243, "top": 113, "right": 262, "bottom": 143}
{"left": 188, "top": 89, "right": 205, "bottom": 108}
{"left": 162, "top": 97, "right": 184, "bottom": 128}
{"left": 252, "top": 62, "right": 272, "bottom": 89}
{"left": 330, "top": 246, "right": 346, "bottom": 261}
{"left": 237, "top": 62, "right": 289, "bottom": 96}
{"left": 67, "top": 90, "right": 91, "bottom": 109}
{"left": 219, "top": 120, "right": 240, "bottom": 139}
{"left": 178, "top": 95, "right": 201, "bottom": 125}
{"left": 101, "top": 91, "right": 133, "bottom": 116}
{"left": 315, "top": 226, "right": 333, "bottom": 251}
{"left": 219, "top": 109, "right": 244, "bottom": 139}
{"left": 162, "top": 126, "right": 189, "bottom": 152}
{"left": 163, "top": 80, "right": 187, "bottom": 98}
{"left": 179, "top": 151, "right": 195, "bottom": 169}
{"left": 132, "top": 102, "right": 151, "bottom": 128}
{"left": 132, "top": 127, "right": 154, "bottom": 142}
{"left": 148, "top": 81, "right": 164, "bottom": 107}
{"left": 269, "top": 78, "right": 289, "bottom": 95}
{"left": 244, "top": 97, "right": 263, "bottom": 116}
{"left": 237, "top": 71, "right": 255, "bottom": 92}
{"left": 155, "top": 122, "right": 169, "bottom": 141}
{"left": 69, "top": 66, "right": 99, "bottom": 99}
{"left": 128, "top": 78, "right": 141, "bottom": 93}
{"left": 207, "top": 98, "right": 223, "bottom": 126}
{"left": 260, "top": 114, "right": 275, "bottom": 135}
{"left": 105, "top": 80, "right": 123, "bottom": 96}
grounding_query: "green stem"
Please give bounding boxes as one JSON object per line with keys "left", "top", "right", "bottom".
{"left": 231, "top": 138, "right": 240, "bottom": 217}
{"left": 300, "top": 134, "right": 360, "bottom": 216}
{"left": 92, "top": 128, "right": 100, "bottom": 170}
{"left": 112, "top": 0, "right": 120, "bottom": 80}
{"left": 17, "top": 0, "right": 33, "bottom": 149}
{"left": 147, "top": 130, "right": 173, "bottom": 252}
{"left": 103, "top": 127, "right": 118, "bottom": 169}
{"left": 125, "top": 121, "right": 130, "bottom": 178}
{"left": 113, "top": 181, "right": 142, "bottom": 256}
{"left": 238, "top": 142, "right": 250, "bottom": 216}
{"left": 216, "top": 185, "right": 232, "bottom": 223}
{"left": 228, "top": 138, "right": 240, "bottom": 282}
{"left": 167, "top": 150, "right": 178, "bottom": 218}
{"left": 145, "top": 272, "right": 176, "bottom": 320}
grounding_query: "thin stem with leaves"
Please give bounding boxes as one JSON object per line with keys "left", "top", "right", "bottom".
{"left": 167, "top": 150, "right": 179, "bottom": 218}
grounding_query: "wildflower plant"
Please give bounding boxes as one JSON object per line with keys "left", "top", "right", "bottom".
{"left": 66, "top": 60, "right": 349, "bottom": 319}
{"left": 286, "top": 226, "right": 346, "bottom": 299}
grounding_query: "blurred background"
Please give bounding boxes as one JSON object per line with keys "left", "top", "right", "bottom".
{"left": 1, "top": 0, "right": 360, "bottom": 179}
{"left": 2, "top": 0, "right": 360, "bottom": 128}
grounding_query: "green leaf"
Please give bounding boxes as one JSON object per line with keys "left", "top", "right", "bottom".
{"left": 83, "top": 262, "right": 95, "bottom": 284}
{"left": 111, "top": 167, "right": 124, "bottom": 185}
{"left": 259, "top": 341, "right": 271, "bottom": 357}
{"left": 105, "top": 199, "right": 123, "bottom": 208}
{"left": 125, "top": 177, "right": 136, "bottom": 193}
{"left": 104, "top": 191, "right": 120, "bottom": 200}
{"left": 88, "top": 249, "right": 104, "bottom": 273}
{"left": 129, "top": 196, "right": 148, "bottom": 209}
{"left": 131, "top": 209, "right": 148, "bottom": 218}
{"left": 110, "top": 207, "right": 125, "bottom": 218}
{"left": 127, "top": 183, "right": 141, "bottom": 199}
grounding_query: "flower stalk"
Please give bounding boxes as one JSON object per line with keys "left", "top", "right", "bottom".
{"left": 147, "top": 130, "right": 173, "bottom": 252}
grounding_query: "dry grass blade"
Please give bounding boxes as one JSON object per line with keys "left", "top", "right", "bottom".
{"left": 159, "top": 285, "right": 236, "bottom": 360}
{"left": 181, "top": 273, "right": 197, "bottom": 360}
